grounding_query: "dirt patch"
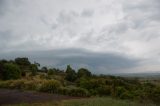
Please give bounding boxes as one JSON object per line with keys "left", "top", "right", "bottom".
{"left": 0, "top": 89, "right": 81, "bottom": 106}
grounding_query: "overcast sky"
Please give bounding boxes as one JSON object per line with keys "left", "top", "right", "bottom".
{"left": 0, "top": 0, "right": 160, "bottom": 74}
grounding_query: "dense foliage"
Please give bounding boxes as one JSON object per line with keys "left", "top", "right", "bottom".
{"left": 0, "top": 57, "right": 160, "bottom": 104}
{"left": 2, "top": 63, "right": 21, "bottom": 80}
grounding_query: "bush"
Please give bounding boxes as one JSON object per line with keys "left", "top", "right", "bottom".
{"left": 96, "top": 85, "right": 111, "bottom": 96}
{"left": 78, "top": 78, "right": 106, "bottom": 96}
{"left": 151, "top": 87, "right": 160, "bottom": 103}
{"left": 0, "top": 80, "right": 13, "bottom": 88}
{"left": 3, "top": 63, "right": 21, "bottom": 80}
{"left": 23, "top": 80, "right": 37, "bottom": 90}
{"left": 30, "top": 64, "right": 38, "bottom": 76}
{"left": 59, "top": 86, "right": 90, "bottom": 97}
{"left": 0, "top": 79, "right": 43, "bottom": 90}
{"left": 115, "top": 86, "right": 127, "bottom": 97}
{"left": 47, "top": 69, "right": 55, "bottom": 76}
{"left": 9, "top": 79, "right": 25, "bottom": 89}
{"left": 119, "top": 91, "right": 134, "bottom": 100}
{"left": 38, "top": 80, "right": 61, "bottom": 93}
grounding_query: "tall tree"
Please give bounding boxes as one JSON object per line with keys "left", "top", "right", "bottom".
{"left": 77, "top": 68, "right": 91, "bottom": 78}
{"left": 65, "top": 65, "right": 77, "bottom": 82}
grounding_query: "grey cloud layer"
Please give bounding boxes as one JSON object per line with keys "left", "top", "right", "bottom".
{"left": 0, "top": 0, "right": 160, "bottom": 73}
{"left": 0, "top": 49, "right": 138, "bottom": 74}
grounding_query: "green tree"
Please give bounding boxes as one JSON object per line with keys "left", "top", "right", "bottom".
{"left": 30, "top": 64, "right": 38, "bottom": 76}
{"left": 77, "top": 68, "right": 91, "bottom": 78}
{"left": 65, "top": 65, "right": 77, "bottom": 82}
{"left": 15, "top": 57, "right": 31, "bottom": 76}
{"left": 3, "top": 63, "right": 21, "bottom": 80}
{"left": 15, "top": 57, "right": 31, "bottom": 66}
{"left": 66, "top": 65, "right": 72, "bottom": 73}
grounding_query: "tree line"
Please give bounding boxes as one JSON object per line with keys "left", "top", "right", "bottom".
{"left": 0, "top": 57, "right": 160, "bottom": 104}
{"left": 0, "top": 57, "right": 91, "bottom": 81}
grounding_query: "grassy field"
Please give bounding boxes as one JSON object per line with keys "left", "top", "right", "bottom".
{"left": 7, "top": 97, "right": 157, "bottom": 106}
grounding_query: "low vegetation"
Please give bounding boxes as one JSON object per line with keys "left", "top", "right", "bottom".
{"left": 0, "top": 57, "right": 160, "bottom": 105}
{"left": 7, "top": 97, "right": 156, "bottom": 106}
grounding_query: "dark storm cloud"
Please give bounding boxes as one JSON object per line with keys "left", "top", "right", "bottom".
{"left": 0, "top": 48, "right": 138, "bottom": 74}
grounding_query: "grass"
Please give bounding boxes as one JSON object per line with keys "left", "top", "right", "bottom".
{"left": 6, "top": 97, "right": 157, "bottom": 106}
{"left": 62, "top": 98, "right": 157, "bottom": 106}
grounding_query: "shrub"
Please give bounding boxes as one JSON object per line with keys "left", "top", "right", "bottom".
{"left": 24, "top": 80, "right": 37, "bottom": 90}
{"left": 58, "top": 87, "right": 69, "bottom": 95}
{"left": 96, "top": 85, "right": 111, "bottom": 96}
{"left": 0, "top": 80, "right": 13, "bottom": 88}
{"left": 151, "top": 87, "right": 160, "bottom": 103}
{"left": 0, "top": 79, "right": 42, "bottom": 90}
{"left": 115, "top": 86, "right": 127, "bottom": 97}
{"left": 119, "top": 91, "right": 134, "bottom": 100}
{"left": 9, "top": 80, "right": 25, "bottom": 89}
{"left": 68, "top": 87, "right": 89, "bottom": 96}
{"left": 3, "top": 63, "right": 21, "bottom": 80}
{"left": 47, "top": 69, "right": 55, "bottom": 76}
{"left": 30, "top": 64, "right": 38, "bottom": 76}
{"left": 78, "top": 78, "right": 105, "bottom": 95}
{"left": 38, "top": 80, "right": 61, "bottom": 93}
{"left": 59, "top": 86, "right": 90, "bottom": 97}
